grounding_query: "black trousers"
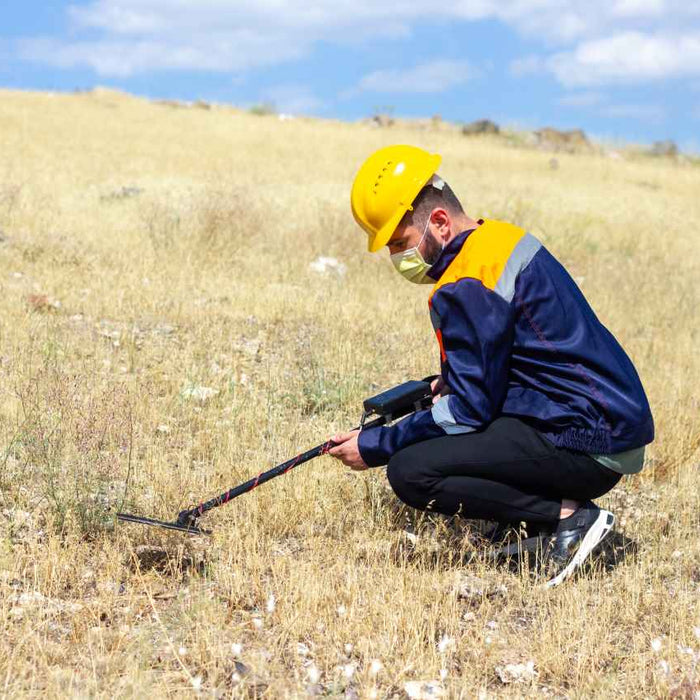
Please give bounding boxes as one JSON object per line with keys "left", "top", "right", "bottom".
{"left": 386, "top": 417, "right": 622, "bottom": 523}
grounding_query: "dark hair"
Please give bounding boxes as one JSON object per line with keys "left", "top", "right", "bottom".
{"left": 404, "top": 179, "right": 464, "bottom": 226}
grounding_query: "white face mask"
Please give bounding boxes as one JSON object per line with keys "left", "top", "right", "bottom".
{"left": 390, "top": 217, "right": 444, "bottom": 284}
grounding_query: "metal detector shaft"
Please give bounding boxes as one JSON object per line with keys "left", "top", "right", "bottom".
{"left": 175, "top": 415, "right": 387, "bottom": 526}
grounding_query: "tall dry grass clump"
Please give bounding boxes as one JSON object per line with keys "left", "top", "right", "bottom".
{"left": 0, "top": 88, "right": 698, "bottom": 697}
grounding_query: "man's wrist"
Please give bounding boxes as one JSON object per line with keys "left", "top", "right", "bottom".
{"left": 357, "top": 426, "right": 389, "bottom": 468}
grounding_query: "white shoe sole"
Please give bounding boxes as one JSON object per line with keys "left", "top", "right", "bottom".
{"left": 543, "top": 509, "right": 615, "bottom": 589}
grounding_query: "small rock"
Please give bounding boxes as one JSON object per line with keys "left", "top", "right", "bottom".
{"left": 309, "top": 256, "right": 347, "bottom": 277}
{"left": 404, "top": 680, "right": 444, "bottom": 699}
{"left": 403, "top": 530, "right": 419, "bottom": 546}
{"left": 650, "top": 140, "right": 678, "bottom": 157}
{"left": 495, "top": 660, "right": 537, "bottom": 684}
{"left": 153, "top": 323, "right": 176, "bottom": 336}
{"left": 181, "top": 384, "right": 219, "bottom": 403}
{"left": 454, "top": 573, "right": 507, "bottom": 600}
{"left": 534, "top": 127, "right": 592, "bottom": 153}
{"left": 369, "top": 659, "right": 383, "bottom": 676}
{"left": 437, "top": 635, "right": 455, "bottom": 653}
{"left": 27, "top": 294, "right": 61, "bottom": 313}
{"left": 233, "top": 660, "right": 249, "bottom": 676}
{"left": 100, "top": 186, "right": 143, "bottom": 202}
{"left": 462, "top": 119, "right": 500, "bottom": 136}
{"left": 365, "top": 113, "right": 394, "bottom": 128}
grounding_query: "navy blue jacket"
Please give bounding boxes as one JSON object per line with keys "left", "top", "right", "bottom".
{"left": 358, "top": 219, "right": 654, "bottom": 467}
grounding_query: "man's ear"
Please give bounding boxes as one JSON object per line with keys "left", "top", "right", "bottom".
{"left": 430, "top": 208, "right": 451, "bottom": 242}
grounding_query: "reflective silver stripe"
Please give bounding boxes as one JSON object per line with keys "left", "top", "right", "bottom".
{"left": 493, "top": 233, "right": 542, "bottom": 303}
{"left": 431, "top": 395, "right": 475, "bottom": 435}
{"left": 429, "top": 304, "right": 441, "bottom": 331}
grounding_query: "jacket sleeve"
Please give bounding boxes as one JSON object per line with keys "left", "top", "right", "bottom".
{"left": 357, "top": 278, "right": 514, "bottom": 467}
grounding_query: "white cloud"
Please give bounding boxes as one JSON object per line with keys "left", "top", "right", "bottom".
{"left": 356, "top": 60, "right": 473, "bottom": 94}
{"left": 547, "top": 31, "right": 700, "bottom": 86}
{"left": 557, "top": 92, "right": 605, "bottom": 107}
{"left": 18, "top": 1, "right": 417, "bottom": 76}
{"left": 599, "top": 103, "right": 666, "bottom": 122}
{"left": 610, "top": 0, "right": 665, "bottom": 18}
{"left": 18, "top": 34, "right": 306, "bottom": 78}
{"left": 13, "top": 0, "right": 700, "bottom": 91}
{"left": 509, "top": 55, "right": 543, "bottom": 76}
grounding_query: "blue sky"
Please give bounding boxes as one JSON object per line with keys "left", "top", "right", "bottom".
{"left": 2, "top": 1, "right": 700, "bottom": 151}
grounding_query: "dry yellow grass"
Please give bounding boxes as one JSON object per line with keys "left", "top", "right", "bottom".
{"left": 0, "top": 88, "right": 698, "bottom": 698}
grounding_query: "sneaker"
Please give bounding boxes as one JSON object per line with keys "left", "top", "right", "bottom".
{"left": 543, "top": 500, "right": 615, "bottom": 588}
{"left": 485, "top": 520, "right": 557, "bottom": 559}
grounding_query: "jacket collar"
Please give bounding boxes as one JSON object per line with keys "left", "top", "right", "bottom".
{"left": 426, "top": 220, "right": 484, "bottom": 281}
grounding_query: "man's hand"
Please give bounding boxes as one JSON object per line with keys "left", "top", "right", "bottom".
{"left": 328, "top": 430, "right": 368, "bottom": 471}
{"left": 430, "top": 375, "right": 450, "bottom": 404}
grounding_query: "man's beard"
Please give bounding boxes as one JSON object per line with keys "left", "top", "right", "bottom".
{"left": 422, "top": 231, "right": 444, "bottom": 266}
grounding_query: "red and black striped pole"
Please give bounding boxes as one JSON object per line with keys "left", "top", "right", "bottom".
{"left": 175, "top": 416, "right": 385, "bottom": 529}
{"left": 117, "top": 416, "right": 386, "bottom": 535}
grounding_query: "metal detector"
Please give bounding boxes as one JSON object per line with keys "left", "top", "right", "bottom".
{"left": 117, "top": 379, "right": 435, "bottom": 536}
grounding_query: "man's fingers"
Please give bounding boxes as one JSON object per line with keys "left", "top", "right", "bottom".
{"left": 331, "top": 431, "right": 355, "bottom": 444}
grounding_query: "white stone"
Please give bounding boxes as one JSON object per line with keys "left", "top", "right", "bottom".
{"left": 181, "top": 384, "right": 219, "bottom": 403}
{"left": 309, "top": 257, "right": 347, "bottom": 277}
{"left": 437, "top": 635, "right": 455, "bottom": 653}
{"left": 404, "top": 680, "right": 444, "bottom": 699}
{"left": 495, "top": 660, "right": 537, "bottom": 684}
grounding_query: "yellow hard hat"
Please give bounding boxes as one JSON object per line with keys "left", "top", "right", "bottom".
{"left": 351, "top": 144, "right": 442, "bottom": 252}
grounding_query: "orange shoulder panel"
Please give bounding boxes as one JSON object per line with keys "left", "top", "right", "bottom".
{"left": 430, "top": 219, "right": 526, "bottom": 298}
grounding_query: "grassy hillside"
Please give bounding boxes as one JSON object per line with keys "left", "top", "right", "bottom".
{"left": 0, "top": 88, "right": 698, "bottom": 698}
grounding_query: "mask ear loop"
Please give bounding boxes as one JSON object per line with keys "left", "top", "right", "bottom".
{"left": 416, "top": 214, "right": 432, "bottom": 250}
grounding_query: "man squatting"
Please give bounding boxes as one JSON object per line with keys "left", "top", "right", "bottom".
{"left": 329, "top": 145, "right": 654, "bottom": 586}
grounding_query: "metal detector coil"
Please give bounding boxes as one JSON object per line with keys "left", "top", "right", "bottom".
{"left": 117, "top": 512, "right": 212, "bottom": 536}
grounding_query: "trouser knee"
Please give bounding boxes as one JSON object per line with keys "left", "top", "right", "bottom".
{"left": 386, "top": 452, "right": 428, "bottom": 510}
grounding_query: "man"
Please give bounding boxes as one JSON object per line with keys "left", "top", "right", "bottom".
{"left": 329, "top": 144, "right": 654, "bottom": 586}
